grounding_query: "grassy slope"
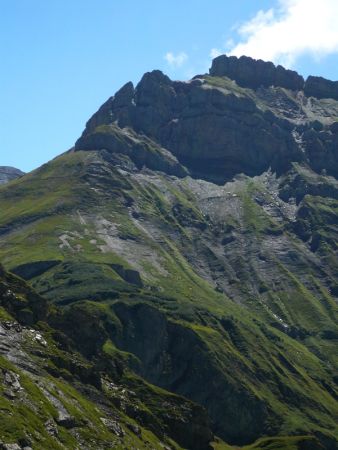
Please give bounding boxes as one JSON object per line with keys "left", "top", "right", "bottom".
{"left": 212, "top": 435, "right": 325, "bottom": 449}
{"left": 0, "top": 354, "right": 175, "bottom": 450}
{"left": 0, "top": 151, "right": 337, "bottom": 446}
{"left": 0, "top": 266, "right": 219, "bottom": 450}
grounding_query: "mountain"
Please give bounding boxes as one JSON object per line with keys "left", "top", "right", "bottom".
{"left": 0, "top": 54, "right": 337, "bottom": 449}
{"left": 0, "top": 264, "right": 212, "bottom": 450}
{"left": 0, "top": 166, "right": 24, "bottom": 185}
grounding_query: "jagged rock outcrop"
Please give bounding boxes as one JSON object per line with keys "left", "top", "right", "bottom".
{"left": 209, "top": 54, "right": 338, "bottom": 104}
{"left": 0, "top": 167, "right": 24, "bottom": 185}
{"left": 279, "top": 164, "right": 338, "bottom": 203}
{"left": 301, "top": 125, "right": 338, "bottom": 177}
{"left": 209, "top": 54, "right": 304, "bottom": 90}
{"left": 75, "top": 123, "right": 188, "bottom": 177}
{"left": 304, "top": 75, "right": 338, "bottom": 101}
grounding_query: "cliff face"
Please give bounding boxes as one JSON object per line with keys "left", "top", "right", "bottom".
{"left": 0, "top": 56, "right": 337, "bottom": 449}
{"left": 304, "top": 75, "right": 338, "bottom": 101}
{"left": 210, "top": 54, "right": 338, "bottom": 101}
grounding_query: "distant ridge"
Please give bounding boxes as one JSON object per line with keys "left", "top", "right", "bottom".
{"left": 0, "top": 166, "right": 24, "bottom": 185}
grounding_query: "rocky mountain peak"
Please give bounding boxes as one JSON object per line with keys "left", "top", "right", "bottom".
{"left": 75, "top": 56, "right": 338, "bottom": 184}
{"left": 113, "top": 80, "right": 135, "bottom": 107}
{"left": 209, "top": 54, "right": 305, "bottom": 90}
{"left": 138, "top": 69, "right": 172, "bottom": 86}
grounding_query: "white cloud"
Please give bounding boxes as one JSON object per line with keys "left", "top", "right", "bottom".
{"left": 164, "top": 51, "right": 188, "bottom": 68}
{"left": 210, "top": 48, "right": 222, "bottom": 59}
{"left": 210, "top": 39, "right": 235, "bottom": 60}
{"left": 226, "top": 0, "right": 338, "bottom": 67}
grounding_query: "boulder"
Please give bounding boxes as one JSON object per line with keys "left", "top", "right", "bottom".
{"left": 0, "top": 444, "right": 21, "bottom": 450}
{"left": 100, "top": 418, "right": 125, "bottom": 436}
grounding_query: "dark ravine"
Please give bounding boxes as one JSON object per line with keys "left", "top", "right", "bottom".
{"left": 111, "top": 302, "right": 271, "bottom": 445}
{"left": 0, "top": 55, "right": 337, "bottom": 449}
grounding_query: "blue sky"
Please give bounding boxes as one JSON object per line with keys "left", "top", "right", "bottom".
{"left": 1, "top": 0, "right": 338, "bottom": 172}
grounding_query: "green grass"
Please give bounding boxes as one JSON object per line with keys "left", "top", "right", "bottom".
{"left": 0, "top": 150, "right": 337, "bottom": 447}
{"left": 0, "top": 355, "right": 176, "bottom": 450}
{"left": 212, "top": 435, "right": 323, "bottom": 449}
{"left": 203, "top": 75, "right": 250, "bottom": 97}
{"left": 243, "top": 435, "right": 323, "bottom": 449}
